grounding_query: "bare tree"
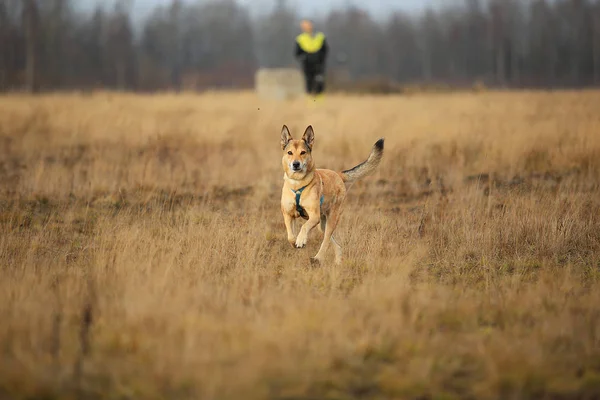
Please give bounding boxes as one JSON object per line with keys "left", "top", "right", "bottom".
{"left": 40, "top": 0, "right": 72, "bottom": 88}
{"left": 0, "top": 0, "right": 8, "bottom": 90}
{"left": 106, "top": 1, "right": 135, "bottom": 90}
{"left": 254, "top": 0, "right": 297, "bottom": 68}
{"left": 22, "top": 0, "right": 39, "bottom": 92}
{"left": 594, "top": 1, "right": 600, "bottom": 83}
{"left": 384, "top": 12, "right": 421, "bottom": 83}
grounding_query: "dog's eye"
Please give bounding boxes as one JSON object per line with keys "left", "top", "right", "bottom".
{"left": 300, "top": 151, "right": 306, "bottom": 155}
{"left": 287, "top": 151, "right": 293, "bottom": 155}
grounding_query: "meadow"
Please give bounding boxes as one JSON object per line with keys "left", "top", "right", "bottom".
{"left": 0, "top": 90, "right": 599, "bottom": 400}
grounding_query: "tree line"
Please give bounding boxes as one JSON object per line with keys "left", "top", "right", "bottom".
{"left": 1, "top": 0, "right": 600, "bottom": 93}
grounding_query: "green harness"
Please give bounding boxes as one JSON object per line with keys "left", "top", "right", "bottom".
{"left": 291, "top": 185, "right": 324, "bottom": 219}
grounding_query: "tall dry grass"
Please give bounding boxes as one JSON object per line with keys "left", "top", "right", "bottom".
{"left": 1, "top": 90, "right": 600, "bottom": 400}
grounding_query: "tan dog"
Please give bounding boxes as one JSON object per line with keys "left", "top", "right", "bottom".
{"left": 280, "top": 125, "right": 384, "bottom": 264}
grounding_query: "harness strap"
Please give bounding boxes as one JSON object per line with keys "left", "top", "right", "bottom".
{"left": 291, "top": 184, "right": 324, "bottom": 218}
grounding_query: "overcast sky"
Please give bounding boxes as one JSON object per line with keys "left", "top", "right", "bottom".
{"left": 80, "top": 0, "right": 438, "bottom": 19}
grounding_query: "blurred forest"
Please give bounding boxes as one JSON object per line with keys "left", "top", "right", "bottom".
{"left": 1, "top": 0, "right": 600, "bottom": 92}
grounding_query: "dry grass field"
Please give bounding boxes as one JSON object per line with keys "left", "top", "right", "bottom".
{"left": 1, "top": 90, "right": 600, "bottom": 400}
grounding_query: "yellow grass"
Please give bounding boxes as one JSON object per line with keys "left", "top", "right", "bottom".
{"left": 1, "top": 90, "right": 600, "bottom": 400}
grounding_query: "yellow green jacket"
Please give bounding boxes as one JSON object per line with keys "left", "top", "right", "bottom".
{"left": 295, "top": 32, "right": 329, "bottom": 71}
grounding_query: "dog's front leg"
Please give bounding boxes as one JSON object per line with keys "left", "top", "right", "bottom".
{"left": 282, "top": 211, "right": 296, "bottom": 247}
{"left": 295, "top": 209, "right": 320, "bottom": 248}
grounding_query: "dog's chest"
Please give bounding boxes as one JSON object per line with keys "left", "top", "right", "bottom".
{"left": 281, "top": 195, "right": 297, "bottom": 213}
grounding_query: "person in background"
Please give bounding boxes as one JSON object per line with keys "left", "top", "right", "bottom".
{"left": 295, "top": 19, "right": 329, "bottom": 102}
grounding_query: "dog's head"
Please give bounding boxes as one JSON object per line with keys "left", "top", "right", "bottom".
{"left": 281, "top": 125, "right": 315, "bottom": 179}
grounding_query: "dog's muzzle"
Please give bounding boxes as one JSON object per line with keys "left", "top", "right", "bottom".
{"left": 292, "top": 161, "right": 302, "bottom": 171}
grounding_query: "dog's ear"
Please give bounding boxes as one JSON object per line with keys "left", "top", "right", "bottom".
{"left": 302, "top": 125, "right": 315, "bottom": 150}
{"left": 281, "top": 125, "right": 293, "bottom": 150}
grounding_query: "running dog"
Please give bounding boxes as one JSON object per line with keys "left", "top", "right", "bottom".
{"left": 280, "top": 125, "right": 384, "bottom": 264}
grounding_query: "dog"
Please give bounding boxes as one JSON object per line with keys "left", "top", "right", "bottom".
{"left": 280, "top": 124, "right": 384, "bottom": 265}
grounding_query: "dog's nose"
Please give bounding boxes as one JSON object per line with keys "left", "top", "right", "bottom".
{"left": 292, "top": 161, "right": 301, "bottom": 169}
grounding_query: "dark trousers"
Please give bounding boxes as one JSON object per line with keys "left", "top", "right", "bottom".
{"left": 303, "top": 68, "right": 325, "bottom": 95}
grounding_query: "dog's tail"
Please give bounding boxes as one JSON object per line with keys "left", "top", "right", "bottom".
{"left": 339, "top": 138, "right": 384, "bottom": 186}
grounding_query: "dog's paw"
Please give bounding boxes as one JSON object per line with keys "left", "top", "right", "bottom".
{"left": 295, "top": 235, "right": 307, "bottom": 248}
{"left": 288, "top": 237, "right": 297, "bottom": 247}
